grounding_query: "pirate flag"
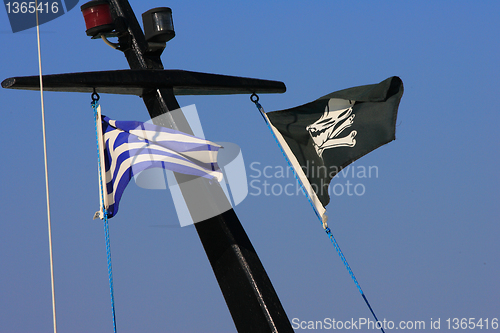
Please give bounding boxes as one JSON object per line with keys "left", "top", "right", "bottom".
{"left": 263, "top": 76, "right": 404, "bottom": 221}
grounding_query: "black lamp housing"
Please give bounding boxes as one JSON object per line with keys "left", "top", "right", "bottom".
{"left": 142, "top": 7, "right": 175, "bottom": 43}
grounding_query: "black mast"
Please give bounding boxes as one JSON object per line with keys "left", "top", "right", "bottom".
{"left": 107, "top": 3, "right": 292, "bottom": 330}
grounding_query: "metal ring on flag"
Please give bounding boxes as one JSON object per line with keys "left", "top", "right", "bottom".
{"left": 92, "top": 88, "right": 100, "bottom": 103}
{"left": 250, "top": 93, "right": 259, "bottom": 103}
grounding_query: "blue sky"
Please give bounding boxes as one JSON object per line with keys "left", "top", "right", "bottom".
{"left": 1, "top": 1, "right": 499, "bottom": 332}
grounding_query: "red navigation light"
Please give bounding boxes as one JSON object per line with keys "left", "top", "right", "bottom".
{"left": 81, "top": 0, "right": 114, "bottom": 37}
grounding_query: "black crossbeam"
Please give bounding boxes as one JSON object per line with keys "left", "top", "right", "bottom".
{"left": 1, "top": 69, "right": 286, "bottom": 96}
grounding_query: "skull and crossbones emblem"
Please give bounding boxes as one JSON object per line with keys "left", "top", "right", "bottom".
{"left": 306, "top": 99, "right": 357, "bottom": 158}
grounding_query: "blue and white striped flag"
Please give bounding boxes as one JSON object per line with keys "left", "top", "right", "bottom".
{"left": 95, "top": 114, "right": 223, "bottom": 219}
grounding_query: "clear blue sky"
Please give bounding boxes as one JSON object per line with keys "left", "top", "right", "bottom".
{"left": 1, "top": 1, "right": 499, "bottom": 332}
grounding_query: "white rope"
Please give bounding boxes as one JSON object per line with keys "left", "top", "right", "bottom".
{"left": 35, "top": 2, "right": 57, "bottom": 332}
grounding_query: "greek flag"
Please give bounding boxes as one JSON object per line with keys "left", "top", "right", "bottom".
{"left": 95, "top": 113, "right": 223, "bottom": 219}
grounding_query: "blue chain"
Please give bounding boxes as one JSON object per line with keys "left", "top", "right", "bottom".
{"left": 92, "top": 98, "right": 117, "bottom": 333}
{"left": 252, "top": 96, "right": 385, "bottom": 333}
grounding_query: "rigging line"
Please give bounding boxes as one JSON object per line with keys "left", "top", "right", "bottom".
{"left": 92, "top": 98, "right": 117, "bottom": 333}
{"left": 252, "top": 96, "right": 385, "bottom": 333}
{"left": 35, "top": 3, "right": 57, "bottom": 333}
{"left": 103, "top": 213, "right": 117, "bottom": 333}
